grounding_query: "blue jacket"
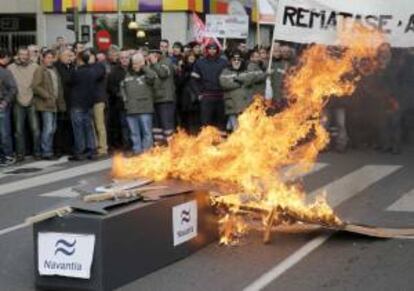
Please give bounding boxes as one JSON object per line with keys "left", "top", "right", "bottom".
{"left": 192, "top": 56, "right": 227, "bottom": 95}
{"left": 69, "top": 64, "right": 105, "bottom": 110}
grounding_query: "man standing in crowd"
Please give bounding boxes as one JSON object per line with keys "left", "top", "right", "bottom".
{"left": 220, "top": 51, "right": 255, "bottom": 131}
{"left": 247, "top": 49, "right": 267, "bottom": 97}
{"left": 107, "top": 49, "right": 130, "bottom": 151}
{"left": 9, "top": 47, "right": 40, "bottom": 162}
{"left": 120, "top": 53, "right": 157, "bottom": 154}
{"left": 55, "top": 48, "right": 74, "bottom": 156}
{"left": 28, "top": 44, "right": 41, "bottom": 64}
{"left": 89, "top": 50, "right": 109, "bottom": 158}
{"left": 149, "top": 48, "right": 176, "bottom": 144}
{"left": 159, "top": 39, "right": 170, "bottom": 57}
{"left": 192, "top": 42, "right": 227, "bottom": 131}
{"left": 270, "top": 42, "right": 286, "bottom": 101}
{"left": 32, "top": 50, "right": 64, "bottom": 160}
{"left": 68, "top": 49, "right": 102, "bottom": 161}
{"left": 0, "top": 49, "right": 17, "bottom": 166}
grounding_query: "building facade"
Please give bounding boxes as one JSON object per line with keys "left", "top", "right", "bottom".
{"left": 0, "top": 0, "right": 272, "bottom": 51}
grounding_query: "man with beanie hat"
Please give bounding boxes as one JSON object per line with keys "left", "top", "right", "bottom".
{"left": 191, "top": 41, "right": 227, "bottom": 131}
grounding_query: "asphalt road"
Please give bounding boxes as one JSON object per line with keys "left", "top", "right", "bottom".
{"left": 1, "top": 149, "right": 414, "bottom": 291}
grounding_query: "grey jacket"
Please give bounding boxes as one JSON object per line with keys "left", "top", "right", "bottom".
{"left": 0, "top": 66, "right": 17, "bottom": 103}
{"left": 219, "top": 67, "right": 256, "bottom": 115}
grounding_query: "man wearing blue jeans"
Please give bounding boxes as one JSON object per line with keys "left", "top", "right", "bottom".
{"left": 9, "top": 47, "right": 40, "bottom": 162}
{"left": 0, "top": 49, "right": 17, "bottom": 165}
{"left": 70, "top": 109, "right": 96, "bottom": 158}
{"left": 32, "top": 50, "right": 64, "bottom": 159}
{"left": 68, "top": 49, "right": 104, "bottom": 161}
{"left": 126, "top": 114, "right": 153, "bottom": 153}
{"left": 120, "top": 53, "right": 156, "bottom": 154}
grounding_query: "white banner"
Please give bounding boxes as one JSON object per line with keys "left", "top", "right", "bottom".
{"left": 274, "top": 0, "right": 414, "bottom": 47}
{"left": 206, "top": 14, "right": 249, "bottom": 39}
{"left": 38, "top": 232, "right": 95, "bottom": 279}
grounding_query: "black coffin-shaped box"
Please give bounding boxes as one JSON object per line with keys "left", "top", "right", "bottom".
{"left": 34, "top": 191, "right": 218, "bottom": 291}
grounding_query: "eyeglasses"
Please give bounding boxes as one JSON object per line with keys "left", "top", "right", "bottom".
{"left": 232, "top": 58, "right": 241, "bottom": 61}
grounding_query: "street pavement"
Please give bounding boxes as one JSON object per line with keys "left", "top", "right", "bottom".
{"left": 1, "top": 149, "right": 414, "bottom": 291}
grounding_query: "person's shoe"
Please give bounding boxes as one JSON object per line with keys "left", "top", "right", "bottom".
{"left": 3, "top": 156, "right": 16, "bottom": 166}
{"left": 33, "top": 154, "right": 42, "bottom": 161}
{"left": 16, "top": 155, "right": 25, "bottom": 163}
{"left": 42, "top": 156, "right": 59, "bottom": 161}
{"left": 392, "top": 146, "right": 401, "bottom": 155}
{"left": 87, "top": 154, "right": 99, "bottom": 161}
{"left": 96, "top": 153, "right": 109, "bottom": 160}
{"left": 68, "top": 155, "right": 86, "bottom": 161}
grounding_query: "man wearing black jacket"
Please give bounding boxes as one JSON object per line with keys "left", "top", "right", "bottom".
{"left": 107, "top": 49, "right": 130, "bottom": 151}
{"left": 68, "top": 49, "right": 105, "bottom": 161}
{"left": 191, "top": 42, "right": 227, "bottom": 131}
{"left": 54, "top": 48, "right": 74, "bottom": 156}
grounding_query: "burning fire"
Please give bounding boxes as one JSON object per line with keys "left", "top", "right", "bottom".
{"left": 113, "top": 25, "right": 385, "bottom": 244}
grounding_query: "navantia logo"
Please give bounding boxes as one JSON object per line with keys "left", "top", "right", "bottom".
{"left": 181, "top": 208, "right": 191, "bottom": 224}
{"left": 54, "top": 239, "right": 77, "bottom": 256}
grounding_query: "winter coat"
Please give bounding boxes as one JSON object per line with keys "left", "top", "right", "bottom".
{"left": 120, "top": 67, "right": 157, "bottom": 115}
{"left": 219, "top": 67, "right": 256, "bottom": 115}
{"left": 107, "top": 64, "right": 128, "bottom": 110}
{"left": 0, "top": 66, "right": 17, "bottom": 104}
{"left": 151, "top": 57, "right": 176, "bottom": 103}
{"left": 92, "top": 62, "right": 108, "bottom": 104}
{"left": 69, "top": 64, "right": 103, "bottom": 110}
{"left": 270, "top": 60, "right": 286, "bottom": 101}
{"left": 55, "top": 61, "right": 74, "bottom": 109}
{"left": 32, "top": 65, "right": 64, "bottom": 112}
{"left": 8, "top": 61, "right": 38, "bottom": 106}
{"left": 176, "top": 63, "right": 198, "bottom": 112}
{"left": 192, "top": 56, "right": 227, "bottom": 96}
{"left": 246, "top": 61, "right": 267, "bottom": 97}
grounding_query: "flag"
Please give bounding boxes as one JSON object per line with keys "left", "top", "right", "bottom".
{"left": 192, "top": 13, "right": 223, "bottom": 50}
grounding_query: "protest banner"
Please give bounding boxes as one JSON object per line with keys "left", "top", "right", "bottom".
{"left": 274, "top": 0, "right": 414, "bottom": 47}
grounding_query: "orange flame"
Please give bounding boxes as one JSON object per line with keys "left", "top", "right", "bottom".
{"left": 113, "top": 25, "right": 385, "bottom": 244}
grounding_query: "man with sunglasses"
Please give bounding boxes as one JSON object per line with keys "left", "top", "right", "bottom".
{"left": 219, "top": 50, "right": 255, "bottom": 131}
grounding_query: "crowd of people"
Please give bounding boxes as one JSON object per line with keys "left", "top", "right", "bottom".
{"left": 0, "top": 36, "right": 412, "bottom": 167}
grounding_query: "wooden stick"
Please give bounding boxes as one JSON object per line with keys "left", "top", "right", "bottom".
{"left": 83, "top": 185, "right": 168, "bottom": 203}
{"left": 25, "top": 206, "right": 73, "bottom": 224}
{"left": 263, "top": 208, "right": 277, "bottom": 244}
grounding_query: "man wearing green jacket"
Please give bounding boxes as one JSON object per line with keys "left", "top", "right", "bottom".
{"left": 148, "top": 47, "right": 176, "bottom": 145}
{"left": 120, "top": 53, "right": 157, "bottom": 154}
{"left": 219, "top": 51, "right": 255, "bottom": 131}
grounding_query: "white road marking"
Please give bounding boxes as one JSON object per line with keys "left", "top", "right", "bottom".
{"left": 40, "top": 187, "right": 79, "bottom": 198}
{"left": 281, "top": 162, "right": 328, "bottom": 181}
{"left": 0, "top": 222, "right": 30, "bottom": 236}
{"left": 0, "top": 159, "right": 111, "bottom": 197}
{"left": 0, "top": 156, "right": 68, "bottom": 178}
{"left": 244, "top": 164, "right": 402, "bottom": 291}
{"left": 387, "top": 189, "right": 414, "bottom": 212}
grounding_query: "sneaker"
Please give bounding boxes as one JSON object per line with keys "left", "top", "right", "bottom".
{"left": 0, "top": 158, "right": 8, "bottom": 167}
{"left": 42, "top": 156, "right": 59, "bottom": 161}
{"left": 68, "top": 155, "right": 86, "bottom": 161}
{"left": 3, "top": 156, "right": 16, "bottom": 166}
{"left": 33, "top": 154, "right": 42, "bottom": 161}
{"left": 16, "top": 155, "right": 25, "bottom": 163}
